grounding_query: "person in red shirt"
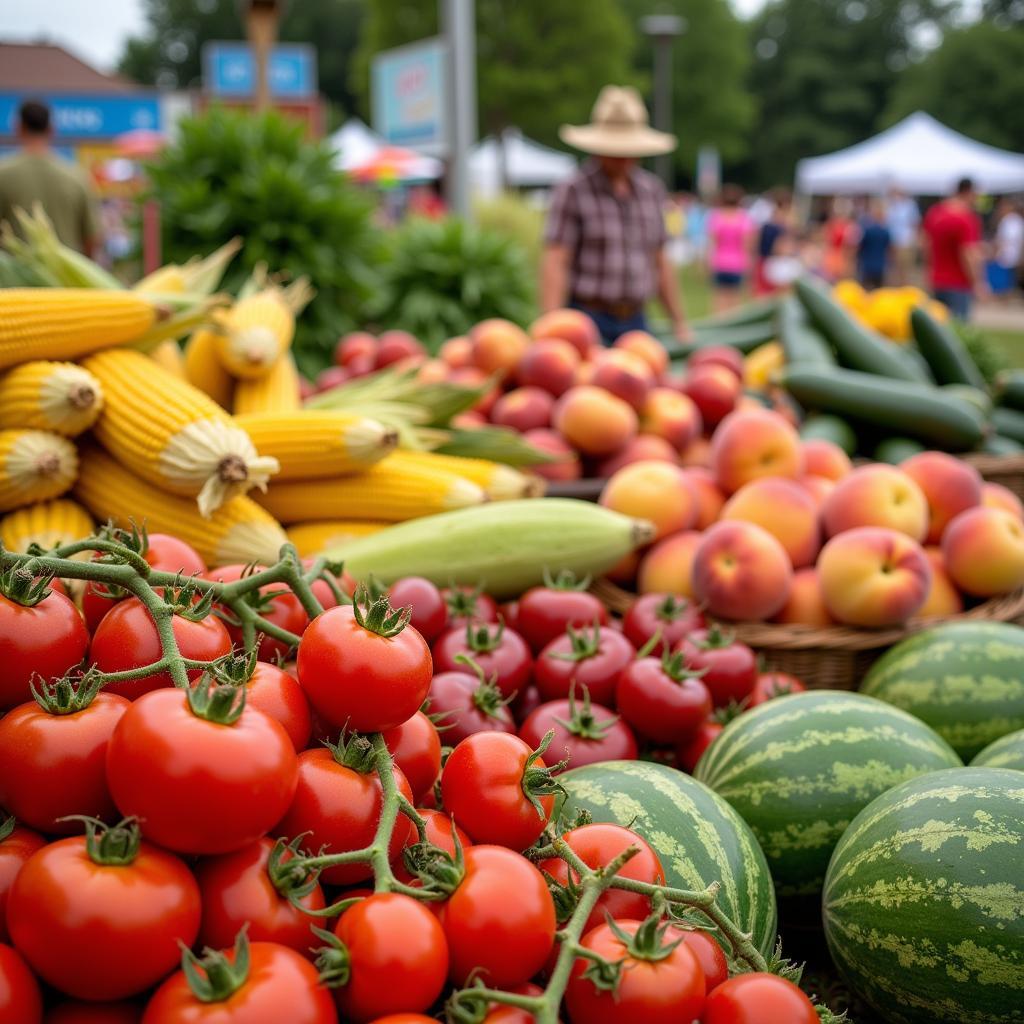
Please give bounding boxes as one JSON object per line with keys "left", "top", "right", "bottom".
{"left": 922, "top": 177, "right": 989, "bottom": 320}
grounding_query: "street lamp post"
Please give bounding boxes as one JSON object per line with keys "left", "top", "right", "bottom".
{"left": 442, "top": 0, "right": 477, "bottom": 220}
{"left": 641, "top": 14, "right": 685, "bottom": 187}
{"left": 240, "top": 0, "right": 287, "bottom": 113}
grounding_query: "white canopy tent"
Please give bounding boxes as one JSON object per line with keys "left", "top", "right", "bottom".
{"left": 470, "top": 129, "right": 576, "bottom": 197}
{"left": 328, "top": 119, "right": 442, "bottom": 180}
{"left": 796, "top": 112, "right": 1024, "bottom": 196}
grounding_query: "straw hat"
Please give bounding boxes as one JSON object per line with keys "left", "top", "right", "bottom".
{"left": 560, "top": 86, "right": 677, "bottom": 158}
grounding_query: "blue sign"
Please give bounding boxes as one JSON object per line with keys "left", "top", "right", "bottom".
{"left": 372, "top": 37, "right": 447, "bottom": 149}
{"left": 0, "top": 94, "right": 161, "bottom": 140}
{"left": 203, "top": 43, "right": 317, "bottom": 99}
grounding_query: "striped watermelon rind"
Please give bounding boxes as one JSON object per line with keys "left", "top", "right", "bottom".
{"left": 694, "top": 691, "right": 962, "bottom": 895}
{"left": 860, "top": 621, "right": 1024, "bottom": 760}
{"left": 823, "top": 767, "right": 1024, "bottom": 1024}
{"left": 557, "top": 760, "right": 777, "bottom": 957}
{"left": 971, "top": 728, "right": 1024, "bottom": 771}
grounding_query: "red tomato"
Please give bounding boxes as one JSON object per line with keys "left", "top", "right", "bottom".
{"left": 45, "top": 1002, "right": 141, "bottom": 1024}
{"left": 519, "top": 694, "right": 637, "bottom": 772}
{"left": 432, "top": 622, "right": 533, "bottom": 701}
{"left": 395, "top": 810, "right": 472, "bottom": 884}
{"left": 105, "top": 686, "right": 298, "bottom": 855}
{"left": 88, "top": 597, "right": 231, "bottom": 701}
{"left": 441, "top": 733, "right": 554, "bottom": 849}
{"left": 382, "top": 711, "right": 442, "bottom": 803}
{"left": 621, "top": 593, "right": 705, "bottom": 654}
{"left": 0, "top": 823, "right": 45, "bottom": 943}
{"left": 0, "top": 943, "right": 42, "bottom": 1024}
{"left": 331, "top": 893, "right": 448, "bottom": 1020}
{"left": 749, "top": 671, "right": 807, "bottom": 706}
{"left": 428, "top": 669, "right": 516, "bottom": 744}
{"left": 536, "top": 823, "right": 665, "bottom": 933}
{"left": 701, "top": 972, "right": 819, "bottom": 1024}
{"left": 80, "top": 582, "right": 123, "bottom": 633}
{"left": 675, "top": 720, "right": 723, "bottom": 773}
{"left": 366, "top": 1017, "right": 435, "bottom": 1024}
{"left": 565, "top": 919, "right": 705, "bottom": 1024}
{"left": 7, "top": 827, "right": 200, "bottom": 1000}
{"left": 194, "top": 837, "right": 326, "bottom": 955}
{"left": 499, "top": 600, "right": 520, "bottom": 632}
{"left": 297, "top": 601, "right": 432, "bottom": 733}
{"left": 677, "top": 628, "right": 757, "bottom": 708}
{"left": 511, "top": 684, "right": 544, "bottom": 724}
{"left": 142, "top": 939, "right": 336, "bottom": 1023}
{"left": 441, "top": 585, "right": 498, "bottom": 626}
{"left": 276, "top": 746, "right": 414, "bottom": 886}
{"left": 0, "top": 689, "right": 128, "bottom": 834}
{"left": 245, "top": 661, "right": 312, "bottom": 752}
{"left": 516, "top": 581, "right": 608, "bottom": 654}
{"left": 534, "top": 625, "right": 635, "bottom": 706}
{"left": 389, "top": 577, "right": 448, "bottom": 642}
{"left": 680, "top": 929, "right": 729, "bottom": 992}
{"left": 0, "top": 586, "right": 89, "bottom": 710}
{"left": 437, "top": 845, "right": 556, "bottom": 986}
{"left": 615, "top": 653, "right": 712, "bottom": 745}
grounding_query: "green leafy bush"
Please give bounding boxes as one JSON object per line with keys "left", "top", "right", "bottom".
{"left": 145, "top": 107, "right": 383, "bottom": 373}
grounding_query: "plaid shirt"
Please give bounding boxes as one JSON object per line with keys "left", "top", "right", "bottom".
{"left": 544, "top": 160, "right": 668, "bottom": 306}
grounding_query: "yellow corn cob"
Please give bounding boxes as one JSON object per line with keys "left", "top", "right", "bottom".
{"left": 74, "top": 446, "right": 288, "bottom": 568}
{"left": 183, "top": 328, "right": 234, "bottom": 409}
{"left": 0, "top": 361, "right": 104, "bottom": 437}
{"left": 234, "top": 411, "right": 398, "bottom": 480}
{"left": 388, "top": 450, "right": 543, "bottom": 501}
{"left": 0, "top": 498, "right": 93, "bottom": 553}
{"left": 286, "top": 520, "right": 388, "bottom": 558}
{"left": 233, "top": 353, "right": 302, "bottom": 415}
{"left": 82, "top": 349, "right": 279, "bottom": 518}
{"left": 149, "top": 339, "right": 186, "bottom": 379}
{"left": 255, "top": 459, "right": 485, "bottom": 524}
{"left": 0, "top": 288, "right": 158, "bottom": 370}
{"left": 0, "top": 429, "right": 78, "bottom": 511}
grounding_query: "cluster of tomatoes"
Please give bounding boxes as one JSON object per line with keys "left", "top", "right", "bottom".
{"left": 0, "top": 533, "right": 814, "bottom": 1022}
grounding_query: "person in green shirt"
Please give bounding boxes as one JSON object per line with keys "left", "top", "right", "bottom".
{"left": 0, "top": 99, "right": 101, "bottom": 256}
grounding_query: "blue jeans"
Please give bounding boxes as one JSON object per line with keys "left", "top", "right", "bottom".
{"left": 934, "top": 288, "right": 972, "bottom": 321}
{"left": 570, "top": 302, "right": 649, "bottom": 345}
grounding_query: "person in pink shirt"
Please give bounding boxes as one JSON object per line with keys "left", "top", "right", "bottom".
{"left": 707, "top": 184, "right": 755, "bottom": 312}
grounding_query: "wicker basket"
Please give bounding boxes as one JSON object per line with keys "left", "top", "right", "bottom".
{"left": 590, "top": 578, "right": 1024, "bottom": 692}
{"left": 960, "top": 452, "right": 1024, "bottom": 502}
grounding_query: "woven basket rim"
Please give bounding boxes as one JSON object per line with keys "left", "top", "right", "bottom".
{"left": 960, "top": 452, "right": 1024, "bottom": 473}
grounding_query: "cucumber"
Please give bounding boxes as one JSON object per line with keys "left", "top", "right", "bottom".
{"left": 794, "top": 277, "right": 930, "bottom": 382}
{"left": 991, "top": 407, "right": 1024, "bottom": 446}
{"left": 664, "top": 321, "right": 777, "bottom": 361}
{"left": 941, "top": 384, "right": 993, "bottom": 418}
{"left": 799, "top": 414, "right": 858, "bottom": 456}
{"left": 778, "top": 296, "right": 834, "bottom": 368}
{"left": 874, "top": 437, "right": 926, "bottom": 464}
{"left": 691, "top": 298, "right": 777, "bottom": 329}
{"left": 995, "top": 370, "right": 1024, "bottom": 411}
{"left": 979, "top": 433, "right": 1024, "bottom": 455}
{"left": 911, "top": 305, "right": 988, "bottom": 389}
{"left": 781, "top": 366, "right": 985, "bottom": 451}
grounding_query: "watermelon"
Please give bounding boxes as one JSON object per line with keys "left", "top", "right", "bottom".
{"left": 823, "top": 767, "right": 1024, "bottom": 1024}
{"left": 860, "top": 621, "right": 1024, "bottom": 760}
{"left": 558, "top": 760, "right": 777, "bottom": 956}
{"left": 694, "top": 691, "right": 962, "bottom": 895}
{"left": 971, "top": 728, "right": 1024, "bottom": 771}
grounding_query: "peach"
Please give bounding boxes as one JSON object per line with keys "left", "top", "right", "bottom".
{"left": 415, "top": 359, "right": 449, "bottom": 384}
{"left": 800, "top": 439, "right": 852, "bottom": 481}
{"left": 439, "top": 336, "right": 473, "bottom": 369}
{"left": 680, "top": 364, "right": 741, "bottom": 430}
{"left": 720, "top": 476, "right": 821, "bottom": 568}
{"left": 821, "top": 465, "right": 929, "bottom": 541}
{"left": 901, "top": 451, "right": 983, "bottom": 544}
{"left": 530, "top": 309, "right": 600, "bottom": 357}
{"left": 334, "top": 331, "right": 376, "bottom": 367}
{"left": 817, "top": 527, "right": 932, "bottom": 626}
{"left": 553, "top": 385, "right": 637, "bottom": 457}
{"left": 919, "top": 546, "right": 964, "bottom": 618}
{"left": 942, "top": 506, "right": 1024, "bottom": 597}
{"left": 516, "top": 338, "right": 579, "bottom": 396}
{"left": 490, "top": 387, "right": 555, "bottom": 432}
{"left": 637, "top": 530, "right": 702, "bottom": 598}
{"left": 772, "top": 568, "right": 835, "bottom": 627}
{"left": 522, "top": 428, "right": 581, "bottom": 481}
{"left": 691, "top": 521, "right": 794, "bottom": 621}
{"left": 448, "top": 366, "right": 501, "bottom": 417}
{"left": 799, "top": 474, "right": 837, "bottom": 508}
{"left": 680, "top": 436, "right": 712, "bottom": 468}
{"left": 599, "top": 461, "right": 698, "bottom": 541}
{"left": 982, "top": 481, "right": 1024, "bottom": 521}
{"left": 710, "top": 408, "right": 804, "bottom": 494}
{"left": 641, "top": 388, "right": 702, "bottom": 451}
{"left": 681, "top": 468, "right": 723, "bottom": 530}
{"left": 452, "top": 410, "right": 486, "bottom": 430}
{"left": 591, "top": 349, "right": 655, "bottom": 410}
{"left": 470, "top": 319, "right": 531, "bottom": 375}
{"left": 614, "top": 330, "right": 669, "bottom": 378}
{"left": 574, "top": 361, "right": 596, "bottom": 386}
{"left": 688, "top": 345, "right": 744, "bottom": 378}
{"left": 598, "top": 434, "right": 678, "bottom": 477}
{"left": 375, "top": 330, "right": 426, "bottom": 368}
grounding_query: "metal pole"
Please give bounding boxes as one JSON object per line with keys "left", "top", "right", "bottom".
{"left": 246, "top": 3, "right": 279, "bottom": 114}
{"left": 652, "top": 37, "right": 672, "bottom": 186}
{"left": 443, "top": 0, "right": 476, "bottom": 219}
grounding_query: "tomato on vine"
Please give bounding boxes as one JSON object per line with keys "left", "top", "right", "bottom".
{"left": 389, "top": 576, "right": 448, "bottom": 642}
{"left": 0, "top": 818, "right": 45, "bottom": 944}
{"left": 45, "top": 1001, "right": 142, "bottom": 1023}
{"left": 382, "top": 711, "right": 442, "bottom": 804}
{"left": 615, "top": 650, "right": 712, "bottom": 745}
{"left": 622, "top": 592, "right": 705, "bottom": 654}
{"left": 516, "top": 571, "right": 608, "bottom": 654}
{"left": 534, "top": 624, "right": 635, "bottom": 706}
{"left": 0, "top": 943, "right": 42, "bottom": 1024}
{"left": 432, "top": 620, "right": 533, "bottom": 700}
{"left": 677, "top": 627, "right": 758, "bottom": 708}
{"left": 395, "top": 810, "right": 472, "bottom": 884}
{"left": 428, "top": 666, "right": 516, "bottom": 744}
{"left": 680, "top": 929, "right": 729, "bottom": 992}
{"left": 441, "top": 584, "right": 498, "bottom": 627}
{"left": 701, "top": 972, "right": 819, "bottom": 1024}
{"left": 749, "top": 671, "right": 806, "bottom": 706}
{"left": 244, "top": 660, "right": 312, "bottom": 752}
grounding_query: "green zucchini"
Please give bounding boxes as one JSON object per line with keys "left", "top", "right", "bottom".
{"left": 664, "top": 321, "right": 777, "bottom": 361}
{"left": 799, "top": 414, "right": 858, "bottom": 456}
{"left": 911, "top": 306, "right": 988, "bottom": 389}
{"left": 991, "top": 407, "right": 1024, "bottom": 446}
{"left": 781, "top": 366, "right": 985, "bottom": 451}
{"left": 995, "top": 370, "right": 1024, "bottom": 411}
{"left": 794, "top": 277, "right": 930, "bottom": 382}
{"left": 778, "top": 296, "right": 834, "bottom": 368}
{"left": 979, "top": 433, "right": 1024, "bottom": 455}
{"left": 874, "top": 437, "right": 926, "bottom": 464}
{"left": 940, "top": 384, "right": 993, "bottom": 418}
{"left": 691, "top": 298, "right": 777, "bottom": 329}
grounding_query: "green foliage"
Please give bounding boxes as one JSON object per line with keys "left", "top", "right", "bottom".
{"left": 472, "top": 193, "right": 545, "bottom": 266}
{"left": 144, "top": 107, "right": 382, "bottom": 373}
{"left": 956, "top": 323, "right": 1009, "bottom": 385}
{"left": 368, "top": 218, "right": 534, "bottom": 348}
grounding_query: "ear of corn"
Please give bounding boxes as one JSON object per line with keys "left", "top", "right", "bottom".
{"left": 0, "top": 429, "right": 78, "bottom": 511}
{"left": 183, "top": 328, "right": 234, "bottom": 408}
{"left": 149, "top": 339, "right": 186, "bottom": 379}
{"left": 83, "top": 349, "right": 279, "bottom": 518}
{"left": 0, "top": 288, "right": 158, "bottom": 369}
{"left": 74, "top": 446, "right": 288, "bottom": 568}
{"left": 286, "top": 520, "right": 388, "bottom": 557}
{"left": 134, "top": 238, "right": 241, "bottom": 297}
{"left": 234, "top": 411, "right": 398, "bottom": 479}
{"left": 255, "top": 458, "right": 485, "bottom": 524}
{"left": 388, "top": 449, "right": 543, "bottom": 500}
{"left": 0, "top": 360, "right": 104, "bottom": 436}
{"left": 232, "top": 353, "right": 302, "bottom": 415}
{"left": 0, "top": 497, "right": 94, "bottom": 553}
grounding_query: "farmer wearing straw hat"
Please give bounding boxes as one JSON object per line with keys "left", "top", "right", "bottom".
{"left": 541, "top": 86, "right": 692, "bottom": 343}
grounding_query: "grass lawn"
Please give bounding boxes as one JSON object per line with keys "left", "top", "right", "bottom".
{"left": 988, "top": 329, "right": 1024, "bottom": 369}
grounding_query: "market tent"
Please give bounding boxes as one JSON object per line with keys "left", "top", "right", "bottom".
{"left": 328, "top": 119, "right": 442, "bottom": 181}
{"left": 796, "top": 112, "right": 1024, "bottom": 196}
{"left": 470, "top": 129, "right": 576, "bottom": 197}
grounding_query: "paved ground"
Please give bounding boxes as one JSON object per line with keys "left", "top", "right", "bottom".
{"left": 975, "top": 301, "right": 1024, "bottom": 331}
